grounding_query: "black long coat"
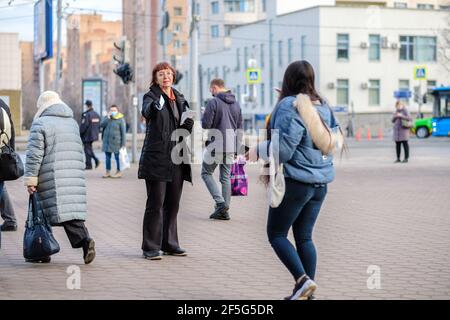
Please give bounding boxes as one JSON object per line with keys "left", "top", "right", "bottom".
{"left": 138, "top": 85, "right": 192, "bottom": 183}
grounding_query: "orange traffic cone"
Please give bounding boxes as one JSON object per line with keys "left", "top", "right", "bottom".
{"left": 367, "top": 128, "right": 372, "bottom": 141}
{"left": 377, "top": 128, "right": 383, "bottom": 140}
{"left": 356, "top": 128, "right": 362, "bottom": 142}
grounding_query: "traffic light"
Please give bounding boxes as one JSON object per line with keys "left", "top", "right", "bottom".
{"left": 113, "top": 63, "right": 134, "bottom": 85}
{"left": 174, "top": 70, "right": 183, "bottom": 85}
{"left": 113, "top": 37, "right": 134, "bottom": 85}
{"left": 422, "top": 93, "right": 428, "bottom": 104}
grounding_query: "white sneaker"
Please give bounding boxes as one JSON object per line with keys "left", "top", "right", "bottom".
{"left": 286, "top": 276, "right": 317, "bottom": 300}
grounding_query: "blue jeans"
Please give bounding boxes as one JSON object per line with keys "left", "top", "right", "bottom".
{"left": 267, "top": 178, "right": 327, "bottom": 281}
{"left": 201, "top": 152, "right": 234, "bottom": 208}
{"left": 105, "top": 152, "right": 120, "bottom": 172}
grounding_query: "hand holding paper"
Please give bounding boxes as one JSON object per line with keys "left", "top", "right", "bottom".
{"left": 180, "top": 110, "right": 196, "bottom": 125}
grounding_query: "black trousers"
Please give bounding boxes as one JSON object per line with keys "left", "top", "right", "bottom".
{"left": 396, "top": 141, "right": 409, "bottom": 160}
{"left": 83, "top": 142, "right": 99, "bottom": 169}
{"left": 57, "top": 220, "right": 90, "bottom": 248}
{"left": 142, "top": 165, "right": 184, "bottom": 252}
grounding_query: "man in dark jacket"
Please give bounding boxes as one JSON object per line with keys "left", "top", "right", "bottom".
{"left": 201, "top": 79, "right": 243, "bottom": 220}
{"left": 80, "top": 100, "right": 101, "bottom": 170}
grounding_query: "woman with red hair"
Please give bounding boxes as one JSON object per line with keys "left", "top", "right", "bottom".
{"left": 138, "top": 62, "right": 194, "bottom": 260}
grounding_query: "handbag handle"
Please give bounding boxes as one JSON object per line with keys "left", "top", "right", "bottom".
{"left": 27, "top": 193, "right": 44, "bottom": 228}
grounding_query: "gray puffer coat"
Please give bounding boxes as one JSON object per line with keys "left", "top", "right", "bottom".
{"left": 24, "top": 103, "right": 87, "bottom": 225}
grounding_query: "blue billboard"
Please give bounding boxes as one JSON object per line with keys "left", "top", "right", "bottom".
{"left": 34, "top": 0, "right": 53, "bottom": 61}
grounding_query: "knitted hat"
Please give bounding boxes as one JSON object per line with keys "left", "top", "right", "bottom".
{"left": 37, "top": 91, "right": 63, "bottom": 110}
{"left": 35, "top": 91, "right": 64, "bottom": 119}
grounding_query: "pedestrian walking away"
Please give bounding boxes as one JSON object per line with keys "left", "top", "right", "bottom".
{"left": 80, "top": 100, "right": 101, "bottom": 170}
{"left": 392, "top": 101, "right": 412, "bottom": 163}
{"left": 248, "top": 61, "right": 343, "bottom": 300}
{"left": 139, "top": 62, "right": 194, "bottom": 261}
{"left": 24, "top": 91, "right": 96, "bottom": 264}
{"left": 201, "top": 78, "right": 243, "bottom": 221}
{"left": 100, "top": 105, "right": 126, "bottom": 179}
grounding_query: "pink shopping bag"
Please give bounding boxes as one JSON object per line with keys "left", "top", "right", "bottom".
{"left": 230, "top": 157, "right": 248, "bottom": 196}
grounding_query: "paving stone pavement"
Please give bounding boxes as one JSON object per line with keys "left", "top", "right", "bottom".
{"left": 1, "top": 138, "right": 450, "bottom": 300}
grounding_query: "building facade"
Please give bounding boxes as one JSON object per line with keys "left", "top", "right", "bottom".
{"left": 197, "top": 4, "right": 450, "bottom": 132}
{"left": 0, "top": 33, "right": 22, "bottom": 135}
{"left": 64, "top": 14, "right": 123, "bottom": 122}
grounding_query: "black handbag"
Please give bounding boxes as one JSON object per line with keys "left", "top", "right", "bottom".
{"left": 0, "top": 108, "right": 24, "bottom": 181}
{"left": 23, "top": 194, "right": 60, "bottom": 260}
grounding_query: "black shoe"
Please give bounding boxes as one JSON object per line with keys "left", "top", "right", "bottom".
{"left": 284, "top": 276, "right": 317, "bottom": 300}
{"left": 163, "top": 248, "right": 187, "bottom": 256}
{"left": 394, "top": 159, "right": 401, "bottom": 163}
{"left": 210, "top": 211, "right": 230, "bottom": 220}
{"left": 82, "top": 238, "right": 96, "bottom": 264}
{"left": 402, "top": 159, "right": 409, "bottom": 163}
{"left": 209, "top": 203, "right": 230, "bottom": 220}
{"left": 0, "top": 223, "right": 17, "bottom": 232}
{"left": 143, "top": 250, "right": 162, "bottom": 260}
{"left": 95, "top": 160, "right": 101, "bottom": 169}
{"left": 85, "top": 166, "right": 93, "bottom": 170}
{"left": 25, "top": 256, "right": 51, "bottom": 263}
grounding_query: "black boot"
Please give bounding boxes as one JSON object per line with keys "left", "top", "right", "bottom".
{"left": 82, "top": 238, "right": 96, "bottom": 264}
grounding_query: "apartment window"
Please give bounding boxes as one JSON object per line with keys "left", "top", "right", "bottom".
{"left": 262, "top": 0, "right": 267, "bottom": 12}
{"left": 301, "top": 35, "right": 306, "bottom": 60}
{"left": 260, "top": 83, "right": 265, "bottom": 106}
{"left": 244, "top": 47, "right": 248, "bottom": 69}
{"left": 174, "top": 7, "right": 182, "bottom": 16}
{"left": 174, "top": 40, "right": 182, "bottom": 49}
{"left": 259, "top": 43, "right": 265, "bottom": 68}
{"left": 337, "top": 34, "right": 349, "bottom": 60}
{"left": 225, "top": 0, "right": 255, "bottom": 12}
{"left": 369, "top": 80, "right": 380, "bottom": 106}
{"left": 440, "top": 5, "right": 450, "bottom": 10}
{"left": 369, "top": 34, "right": 380, "bottom": 61}
{"left": 417, "top": 4, "right": 434, "bottom": 9}
{"left": 211, "top": 25, "right": 220, "bottom": 38}
{"left": 174, "top": 23, "right": 182, "bottom": 32}
{"left": 214, "top": 67, "right": 219, "bottom": 78}
{"left": 400, "top": 36, "right": 436, "bottom": 61}
{"left": 278, "top": 40, "right": 283, "bottom": 66}
{"left": 336, "top": 79, "right": 349, "bottom": 106}
{"left": 236, "top": 48, "right": 241, "bottom": 71}
{"left": 399, "top": 79, "right": 410, "bottom": 104}
{"left": 211, "top": 1, "right": 220, "bottom": 14}
{"left": 224, "top": 25, "right": 236, "bottom": 36}
{"left": 288, "top": 38, "right": 293, "bottom": 63}
{"left": 394, "top": 2, "right": 407, "bottom": 8}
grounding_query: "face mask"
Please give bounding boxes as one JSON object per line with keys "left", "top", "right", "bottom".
{"left": 111, "top": 111, "right": 118, "bottom": 117}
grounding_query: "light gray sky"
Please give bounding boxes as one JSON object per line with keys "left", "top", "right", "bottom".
{"left": 0, "top": 0, "right": 334, "bottom": 41}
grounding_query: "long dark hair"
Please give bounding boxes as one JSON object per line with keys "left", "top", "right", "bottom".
{"left": 278, "top": 60, "right": 323, "bottom": 104}
{"left": 266, "top": 60, "right": 322, "bottom": 137}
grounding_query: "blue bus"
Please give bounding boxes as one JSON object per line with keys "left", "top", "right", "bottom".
{"left": 431, "top": 87, "right": 450, "bottom": 137}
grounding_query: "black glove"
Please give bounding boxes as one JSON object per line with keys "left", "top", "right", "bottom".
{"left": 180, "top": 118, "right": 194, "bottom": 133}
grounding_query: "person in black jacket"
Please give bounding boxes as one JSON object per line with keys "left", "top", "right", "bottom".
{"left": 139, "top": 62, "right": 194, "bottom": 260}
{"left": 80, "top": 100, "right": 101, "bottom": 170}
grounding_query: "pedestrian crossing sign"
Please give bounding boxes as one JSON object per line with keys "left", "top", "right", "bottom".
{"left": 246, "top": 68, "right": 261, "bottom": 84}
{"left": 414, "top": 66, "right": 427, "bottom": 80}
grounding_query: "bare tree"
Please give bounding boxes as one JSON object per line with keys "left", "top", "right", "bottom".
{"left": 437, "top": 12, "right": 450, "bottom": 74}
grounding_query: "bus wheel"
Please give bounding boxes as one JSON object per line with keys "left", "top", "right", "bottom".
{"left": 416, "top": 127, "right": 429, "bottom": 139}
